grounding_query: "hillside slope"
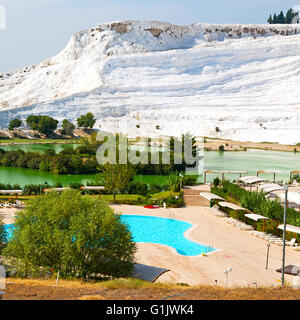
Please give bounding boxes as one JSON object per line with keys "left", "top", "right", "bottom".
{"left": 1, "top": 21, "right": 300, "bottom": 143}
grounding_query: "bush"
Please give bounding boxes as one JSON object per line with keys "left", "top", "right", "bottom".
{"left": 149, "top": 183, "right": 163, "bottom": 194}
{"left": 167, "top": 172, "right": 181, "bottom": 193}
{"left": 151, "top": 191, "right": 184, "bottom": 208}
{"left": 183, "top": 176, "right": 198, "bottom": 186}
{"left": 211, "top": 181, "right": 300, "bottom": 228}
{"left": 213, "top": 177, "right": 221, "bottom": 188}
{"left": 23, "top": 184, "right": 45, "bottom": 195}
{"left": 123, "top": 181, "right": 148, "bottom": 196}
{"left": 0, "top": 218, "right": 7, "bottom": 253}
{"left": 69, "top": 182, "right": 83, "bottom": 189}
{"left": 3, "top": 190, "right": 136, "bottom": 279}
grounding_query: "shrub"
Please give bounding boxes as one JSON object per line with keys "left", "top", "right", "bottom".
{"left": 212, "top": 181, "right": 300, "bottom": 228}
{"left": 218, "top": 145, "right": 225, "bottom": 152}
{"left": 69, "top": 182, "right": 83, "bottom": 189}
{"left": 3, "top": 190, "right": 136, "bottom": 279}
{"left": 213, "top": 177, "right": 221, "bottom": 188}
{"left": 151, "top": 191, "right": 184, "bottom": 208}
{"left": 167, "top": 172, "right": 181, "bottom": 193}
{"left": 0, "top": 218, "right": 7, "bottom": 253}
{"left": 183, "top": 176, "right": 197, "bottom": 186}
{"left": 123, "top": 181, "right": 149, "bottom": 196}
{"left": 165, "top": 192, "right": 184, "bottom": 208}
{"left": 23, "top": 184, "right": 45, "bottom": 195}
{"left": 149, "top": 183, "right": 163, "bottom": 194}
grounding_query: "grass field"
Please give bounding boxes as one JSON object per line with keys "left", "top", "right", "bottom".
{"left": 0, "top": 138, "right": 81, "bottom": 145}
{"left": 2, "top": 278, "right": 300, "bottom": 300}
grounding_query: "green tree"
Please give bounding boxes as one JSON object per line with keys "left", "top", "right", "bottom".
{"left": 38, "top": 116, "right": 59, "bottom": 136}
{"left": 3, "top": 190, "right": 136, "bottom": 279}
{"left": 26, "top": 115, "right": 41, "bottom": 130}
{"left": 286, "top": 8, "right": 299, "bottom": 24}
{"left": 286, "top": 8, "right": 293, "bottom": 24}
{"left": 62, "top": 119, "right": 75, "bottom": 136}
{"left": 98, "top": 164, "right": 135, "bottom": 201}
{"left": 76, "top": 113, "right": 96, "bottom": 129}
{"left": 26, "top": 115, "right": 58, "bottom": 136}
{"left": 9, "top": 118, "right": 22, "bottom": 130}
{"left": 213, "top": 177, "right": 221, "bottom": 188}
{"left": 267, "top": 14, "right": 273, "bottom": 24}
{"left": 273, "top": 13, "right": 278, "bottom": 24}
{"left": 277, "top": 11, "right": 286, "bottom": 24}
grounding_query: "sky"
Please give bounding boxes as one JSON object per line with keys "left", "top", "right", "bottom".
{"left": 0, "top": 0, "right": 298, "bottom": 72}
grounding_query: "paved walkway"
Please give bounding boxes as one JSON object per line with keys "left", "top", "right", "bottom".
{"left": 183, "top": 186, "right": 210, "bottom": 207}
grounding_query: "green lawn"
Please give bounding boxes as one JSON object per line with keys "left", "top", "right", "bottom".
{"left": 133, "top": 175, "right": 169, "bottom": 185}
{"left": 100, "top": 194, "right": 147, "bottom": 206}
{"left": 0, "top": 138, "right": 81, "bottom": 145}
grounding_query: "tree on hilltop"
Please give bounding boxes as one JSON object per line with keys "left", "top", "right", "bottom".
{"left": 26, "top": 115, "right": 58, "bottom": 137}
{"left": 76, "top": 113, "right": 96, "bottom": 129}
{"left": 8, "top": 118, "right": 22, "bottom": 131}
{"left": 62, "top": 119, "right": 75, "bottom": 136}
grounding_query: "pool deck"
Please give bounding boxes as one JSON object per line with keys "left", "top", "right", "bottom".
{"left": 0, "top": 208, "right": 18, "bottom": 225}
{"left": 111, "top": 203, "right": 300, "bottom": 288}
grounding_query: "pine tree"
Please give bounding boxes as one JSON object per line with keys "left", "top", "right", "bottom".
{"left": 286, "top": 8, "right": 293, "bottom": 24}
{"left": 267, "top": 14, "right": 273, "bottom": 24}
{"left": 277, "top": 11, "right": 286, "bottom": 24}
{"left": 273, "top": 13, "right": 278, "bottom": 24}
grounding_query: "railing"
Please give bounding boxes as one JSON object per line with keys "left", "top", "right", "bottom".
{"left": 206, "top": 245, "right": 214, "bottom": 253}
{"left": 168, "top": 212, "right": 176, "bottom": 220}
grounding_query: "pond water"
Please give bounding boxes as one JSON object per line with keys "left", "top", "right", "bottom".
{"left": 0, "top": 144, "right": 299, "bottom": 186}
{"left": 0, "top": 143, "right": 80, "bottom": 153}
{"left": 203, "top": 149, "right": 300, "bottom": 183}
{"left": 0, "top": 166, "right": 96, "bottom": 187}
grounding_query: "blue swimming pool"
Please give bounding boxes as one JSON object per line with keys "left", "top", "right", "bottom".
{"left": 3, "top": 215, "right": 216, "bottom": 256}
{"left": 120, "top": 215, "right": 215, "bottom": 256}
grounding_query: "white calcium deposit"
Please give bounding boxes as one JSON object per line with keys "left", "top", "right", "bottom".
{"left": 1, "top": 21, "right": 300, "bottom": 143}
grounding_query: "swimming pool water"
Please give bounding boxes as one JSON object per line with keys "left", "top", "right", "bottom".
{"left": 121, "top": 215, "right": 215, "bottom": 256}
{"left": 3, "top": 215, "right": 216, "bottom": 257}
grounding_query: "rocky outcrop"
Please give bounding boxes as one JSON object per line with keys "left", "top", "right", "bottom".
{"left": 110, "top": 22, "right": 130, "bottom": 34}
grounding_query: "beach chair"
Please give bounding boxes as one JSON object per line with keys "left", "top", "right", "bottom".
{"left": 269, "top": 238, "right": 298, "bottom": 247}
{"left": 287, "top": 238, "right": 298, "bottom": 247}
